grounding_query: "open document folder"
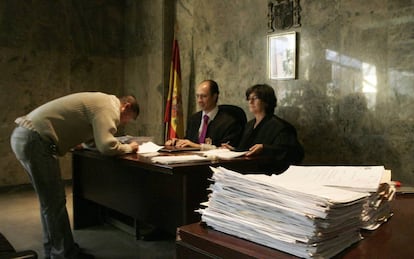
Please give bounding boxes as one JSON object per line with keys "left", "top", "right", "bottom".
{"left": 197, "top": 165, "right": 394, "bottom": 259}
{"left": 151, "top": 155, "right": 209, "bottom": 164}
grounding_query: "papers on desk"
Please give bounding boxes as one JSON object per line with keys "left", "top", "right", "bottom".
{"left": 137, "top": 142, "right": 163, "bottom": 154}
{"left": 271, "top": 166, "right": 396, "bottom": 231}
{"left": 198, "top": 165, "right": 395, "bottom": 258}
{"left": 272, "top": 165, "right": 386, "bottom": 192}
{"left": 149, "top": 148, "right": 247, "bottom": 164}
{"left": 361, "top": 182, "right": 395, "bottom": 230}
{"left": 199, "top": 149, "right": 247, "bottom": 159}
{"left": 151, "top": 155, "right": 209, "bottom": 164}
{"left": 80, "top": 136, "right": 157, "bottom": 153}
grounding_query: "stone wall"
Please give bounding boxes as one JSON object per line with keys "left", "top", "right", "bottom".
{"left": 0, "top": 1, "right": 125, "bottom": 186}
{"left": 123, "top": 0, "right": 171, "bottom": 144}
{"left": 175, "top": 0, "right": 414, "bottom": 184}
{"left": 1, "top": 0, "right": 413, "bottom": 187}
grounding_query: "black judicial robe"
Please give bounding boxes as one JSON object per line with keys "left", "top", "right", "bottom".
{"left": 237, "top": 114, "right": 304, "bottom": 174}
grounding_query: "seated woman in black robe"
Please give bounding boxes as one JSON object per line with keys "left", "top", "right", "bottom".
{"left": 223, "top": 84, "right": 304, "bottom": 174}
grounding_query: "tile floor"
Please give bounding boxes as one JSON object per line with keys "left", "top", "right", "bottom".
{"left": 0, "top": 184, "right": 176, "bottom": 259}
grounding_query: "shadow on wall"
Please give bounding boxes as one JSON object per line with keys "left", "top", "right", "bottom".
{"left": 297, "top": 91, "right": 402, "bottom": 179}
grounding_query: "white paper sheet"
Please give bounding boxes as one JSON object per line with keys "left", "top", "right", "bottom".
{"left": 200, "top": 149, "right": 248, "bottom": 159}
{"left": 137, "top": 141, "right": 163, "bottom": 154}
{"left": 270, "top": 165, "right": 387, "bottom": 192}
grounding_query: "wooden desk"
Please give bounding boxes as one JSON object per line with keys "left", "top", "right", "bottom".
{"left": 176, "top": 194, "right": 414, "bottom": 259}
{"left": 72, "top": 150, "right": 272, "bottom": 235}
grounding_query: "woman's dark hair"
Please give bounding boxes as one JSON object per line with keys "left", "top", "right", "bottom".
{"left": 245, "top": 84, "right": 277, "bottom": 115}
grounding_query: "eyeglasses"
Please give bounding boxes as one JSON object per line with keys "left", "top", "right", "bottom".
{"left": 246, "top": 95, "right": 259, "bottom": 102}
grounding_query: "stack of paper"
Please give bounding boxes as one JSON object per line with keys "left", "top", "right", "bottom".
{"left": 198, "top": 165, "right": 392, "bottom": 258}
{"left": 274, "top": 166, "right": 395, "bottom": 230}
{"left": 360, "top": 182, "right": 395, "bottom": 230}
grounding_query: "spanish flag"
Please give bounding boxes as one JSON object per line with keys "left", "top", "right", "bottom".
{"left": 164, "top": 38, "right": 184, "bottom": 140}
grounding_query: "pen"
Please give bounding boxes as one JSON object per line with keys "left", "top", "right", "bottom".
{"left": 221, "top": 141, "right": 231, "bottom": 149}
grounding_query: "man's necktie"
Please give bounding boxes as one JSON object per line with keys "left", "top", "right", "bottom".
{"left": 199, "top": 115, "right": 209, "bottom": 143}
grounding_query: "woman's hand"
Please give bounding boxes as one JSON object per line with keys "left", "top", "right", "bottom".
{"left": 246, "top": 144, "right": 263, "bottom": 156}
{"left": 221, "top": 143, "right": 235, "bottom": 150}
{"left": 73, "top": 144, "right": 84, "bottom": 150}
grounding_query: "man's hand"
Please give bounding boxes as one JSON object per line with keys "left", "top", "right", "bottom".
{"left": 129, "top": 141, "right": 139, "bottom": 152}
{"left": 175, "top": 139, "right": 197, "bottom": 148}
{"left": 165, "top": 138, "right": 177, "bottom": 146}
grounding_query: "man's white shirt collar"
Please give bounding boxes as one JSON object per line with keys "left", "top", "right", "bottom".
{"left": 202, "top": 106, "right": 219, "bottom": 121}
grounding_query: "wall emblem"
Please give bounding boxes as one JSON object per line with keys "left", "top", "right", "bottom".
{"left": 268, "top": 0, "right": 301, "bottom": 32}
